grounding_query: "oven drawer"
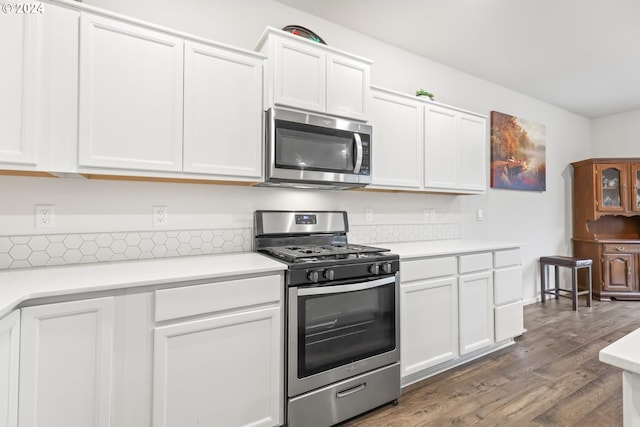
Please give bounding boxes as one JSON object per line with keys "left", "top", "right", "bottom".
{"left": 401, "top": 256, "right": 457, "bottom": 282}
{"left": 154, "top": 274, "right": 281, "bottom": 322}
{"left": 288, "top": 363, "right": 400, "bottom": 427}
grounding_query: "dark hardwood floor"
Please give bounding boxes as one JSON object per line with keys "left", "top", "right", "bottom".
{"left": 341, "top": 298, "right": 640, "bottom": 427}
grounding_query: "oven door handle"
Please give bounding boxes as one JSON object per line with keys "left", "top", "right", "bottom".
{"left": 298, "top": 276, "right": 395, "bottom": 296}
{"left": 353, "top": 132, "right": 363, "bottom": 174}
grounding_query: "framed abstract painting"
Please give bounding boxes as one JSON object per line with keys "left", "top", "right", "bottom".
{"left": 490, "top": 111, "right": 546, "bottom": 191}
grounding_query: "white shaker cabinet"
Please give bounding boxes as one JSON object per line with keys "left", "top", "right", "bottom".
{"left": 0, "top": 7, "right": 42, "bottom": 171}
{"left": 18, "top": 297, "right": 115, "bottom": 427}
{"left": 493, "top": 249, "right": 525, "bottom": 342}
{"left": 258, "top": 27, "right": 371, "bottom": 121}
{"left": 152, "top": 275, "right": 283, "bottom": 427}
{"left": 183, "top": 41, "right": 263, "bottom": 180}
{"left": 424, "top": 104, "right": 486, "bottom": 194}
{"left": 153, "top": 307, "right": 281, "bottom": 427}
{"left": 326, "top": 53, "right": 370, "bottom": 120}
{"left": 458, "top": 253, "right": 494, "bottom": 355}
{"left": 369, "top": 87, "right": 423, "bottom": 189}
{"left": 78, "top": 14, "right": 184, "bottom": 172}
{"left": 368, "top": 86, "right": 486, "bottom": 194}
{"left": 0, "top": 311, "right": 20, "bottom": 427}
{"left": 400, "top": 257, "right": 458, "bottom": 378}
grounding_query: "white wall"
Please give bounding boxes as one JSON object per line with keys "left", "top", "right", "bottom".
{"left": 1, "top": 0, "right": 594, "bottom": 303}
{"left": 592, "top": 108, "right": 640, "bottom": 157}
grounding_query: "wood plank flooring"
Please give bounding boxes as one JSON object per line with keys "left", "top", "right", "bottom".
{"left": 340, "top": 298, "right": 640, "bottom": 427}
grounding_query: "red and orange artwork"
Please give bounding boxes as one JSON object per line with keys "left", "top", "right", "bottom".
{"left": 490, "top": 111, "right": 546, "bottom": 191}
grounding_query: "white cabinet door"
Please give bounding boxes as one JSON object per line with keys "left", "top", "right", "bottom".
{"left": 183, "top": 41, "right": 263, "bottom": 179}
{"left": 0, "top": 311, "right": 20, "bottom": 427}
{"left": 457, "top": 112, "right": 486, "bottom": 192}
{"left": 459, "top": 271, "right": 494, "bottom": 355}
{"left": 273, "top": 38, "right": 326, "bottom": 112}
{"left": 262, "top": 30, "right": 371, "bottom": 120}
{"left": 78, "top": 14, "right": 183, "bottom": 172}
{"left": 18, "top": 297, "right": 114, "bottom": 427}
{"left": 424, "top": 104, "right": 457, "bottom": 190}
{"left": 424, "top": 104, "right": 487, "bottom": 194}
{"left": 369, "top": 88, "right": 423, "bottom": 189}
{"left": 0, "top": 8, "right": 40, "bottom": 169}
{"left": 153, "top": 306, "right": 282, "bottom": 427}
{"left": 42, "top": 5, "right": 80, "bottom": 174}
{"left": 400, "top": 277, "right": 458, "bottom": 378}
{"left": 326, "top": 54, "right": 369, "bottom": 121}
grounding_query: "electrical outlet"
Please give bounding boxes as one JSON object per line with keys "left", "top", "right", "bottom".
{"left": 429, "top": 209, "right": 436, "bottom": 221}
{"left": 423, "top": 208, "right": 430, "bottom": 222}
{"left": 365, "top": 208, "right": 374, "bottom": 223}
{"left": 153, "top": 206, "right": 168, "bottom": 226}
{"left": 35, "top": 205, "right": 55, "bottom": 228}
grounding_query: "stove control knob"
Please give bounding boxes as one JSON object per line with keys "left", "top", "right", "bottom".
{"left": 323, "top": 269, "right": 335, "bottom": 281}
{"left": 381, "top": 262, "right": 393, "bottom": 274}
{"left": 308, "top": 270, "right": 320, "bottom": 283}
{"left": 369, "top": 263, "right": 380, "bottom": 275}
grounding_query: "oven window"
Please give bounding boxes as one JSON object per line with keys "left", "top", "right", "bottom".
{"left": 297, "top": 281, "right": 395, "bottom": 378}
{"left": 275, "top": 121, "right": 355, "bottom": 172}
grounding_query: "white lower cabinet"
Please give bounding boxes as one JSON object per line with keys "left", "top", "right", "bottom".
{"left": 459, "top": 270, "right": 494, "bottom": 354}
{"left": 0, "top": 271, "right": 283, "bottom": 427}
{"left": 401, "top": 276, "right": 458, "bottom": 377}
{"left": 152, "top": 306, "right": 281, "bottom": 427}
{"left": 152, "top": 275, "right": 283, "bottom": 427}
{"left": 493, "top": 249, "right": 525, "bottom": 341}
{"left": 0, "top": 311, "right": 20, "bottom": 427}
{"left": 18, "top": 297, "right": 115, "bottom": 427}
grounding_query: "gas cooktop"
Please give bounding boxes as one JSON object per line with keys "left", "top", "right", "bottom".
{"left": 261, "top": 243, "right": 391, "bottom": 264}
{"left": 254, "top": 210, "right": 399, "bottom": 284}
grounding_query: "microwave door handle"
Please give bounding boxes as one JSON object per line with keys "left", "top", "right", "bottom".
{"left": 353, "top": 133, "right": 363, "bottom": 173}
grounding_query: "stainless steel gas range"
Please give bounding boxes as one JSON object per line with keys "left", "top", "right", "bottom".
{"left": 254, "top": 210, "right": 400, "bottom": 427}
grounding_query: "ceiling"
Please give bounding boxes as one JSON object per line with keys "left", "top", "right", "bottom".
{"left": 274, "top": 0, "right": 640, "bottom": 119}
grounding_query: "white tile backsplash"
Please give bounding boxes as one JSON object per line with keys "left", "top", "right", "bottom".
{"left": 349, "top": 223, "right": 461, "bottom": 244}
{"left": 0, "top": 228, "right": 251, "bottom": 270}
{"left": 0, "top": 222, "right": 461, "bottom": 270}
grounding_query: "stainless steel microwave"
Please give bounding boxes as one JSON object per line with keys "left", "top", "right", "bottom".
{"left": 258, "top": 108, "right": 372, "bottom": 190}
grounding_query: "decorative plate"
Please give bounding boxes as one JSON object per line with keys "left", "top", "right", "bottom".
{"left": 282, "top": 25, "right": 326, "bottom": 44}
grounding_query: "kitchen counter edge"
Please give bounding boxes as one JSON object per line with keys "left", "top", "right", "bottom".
{"left": 0, "top": 252, "right": 286, "bottom": 319}
{"left": 380, "top": 239, "right": 522, "bottom": 259}
{"left": 599, "top": 327, "right": 640, "bottom": 375}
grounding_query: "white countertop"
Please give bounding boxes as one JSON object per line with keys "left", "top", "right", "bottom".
{"left": 600, "top": 327, "right": 640, "bottom": 375}
{"left": 0, "top": 252, "right": 286, "bottom": 318}
{"left": 0, "top": 239, "right": 522, "bottom": 319}
{"left": 381, "top": 239, "right": 522, "bottom": 259}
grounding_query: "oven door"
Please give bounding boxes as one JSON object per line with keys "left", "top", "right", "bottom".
{"left": 288, "top": 275, "right": 399, "bottom": 397}
{"left": 265, "top": 108, "right": 371, "bottom": 187}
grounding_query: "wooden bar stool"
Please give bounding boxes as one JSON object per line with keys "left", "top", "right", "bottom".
{"left": 540, "top": 256, "right": 593, "bottom": 310}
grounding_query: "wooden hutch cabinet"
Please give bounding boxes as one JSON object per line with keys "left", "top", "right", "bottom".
{"left": 572, "top": 158, "right": 640, "bottom": 300}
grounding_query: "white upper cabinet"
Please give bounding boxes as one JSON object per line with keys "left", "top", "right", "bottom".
{"left": 326, "top": 54, "right": 370, "bottom": 120}
{"left": 369, "top": 87, "right": 487, "bottom": 194}
{"left": 258, "top": 27, "right": 371, "bottom": 121}
{"left": 78, "top": 13, "right": 184, "bottom": 172}
{"left": 272, "top": 37, "right": 326, "bottom": 113}
{"left": 183, "top": 41, "right": 263, "bottom": 180}
{"left": 424, "top": 104, "right": 487, "bottom": 194}
{"left": 369, "top": 87, "right": 423, "bottom": 189}
{"left": 0, "top": 8, "right": 41, "bottom": 170}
